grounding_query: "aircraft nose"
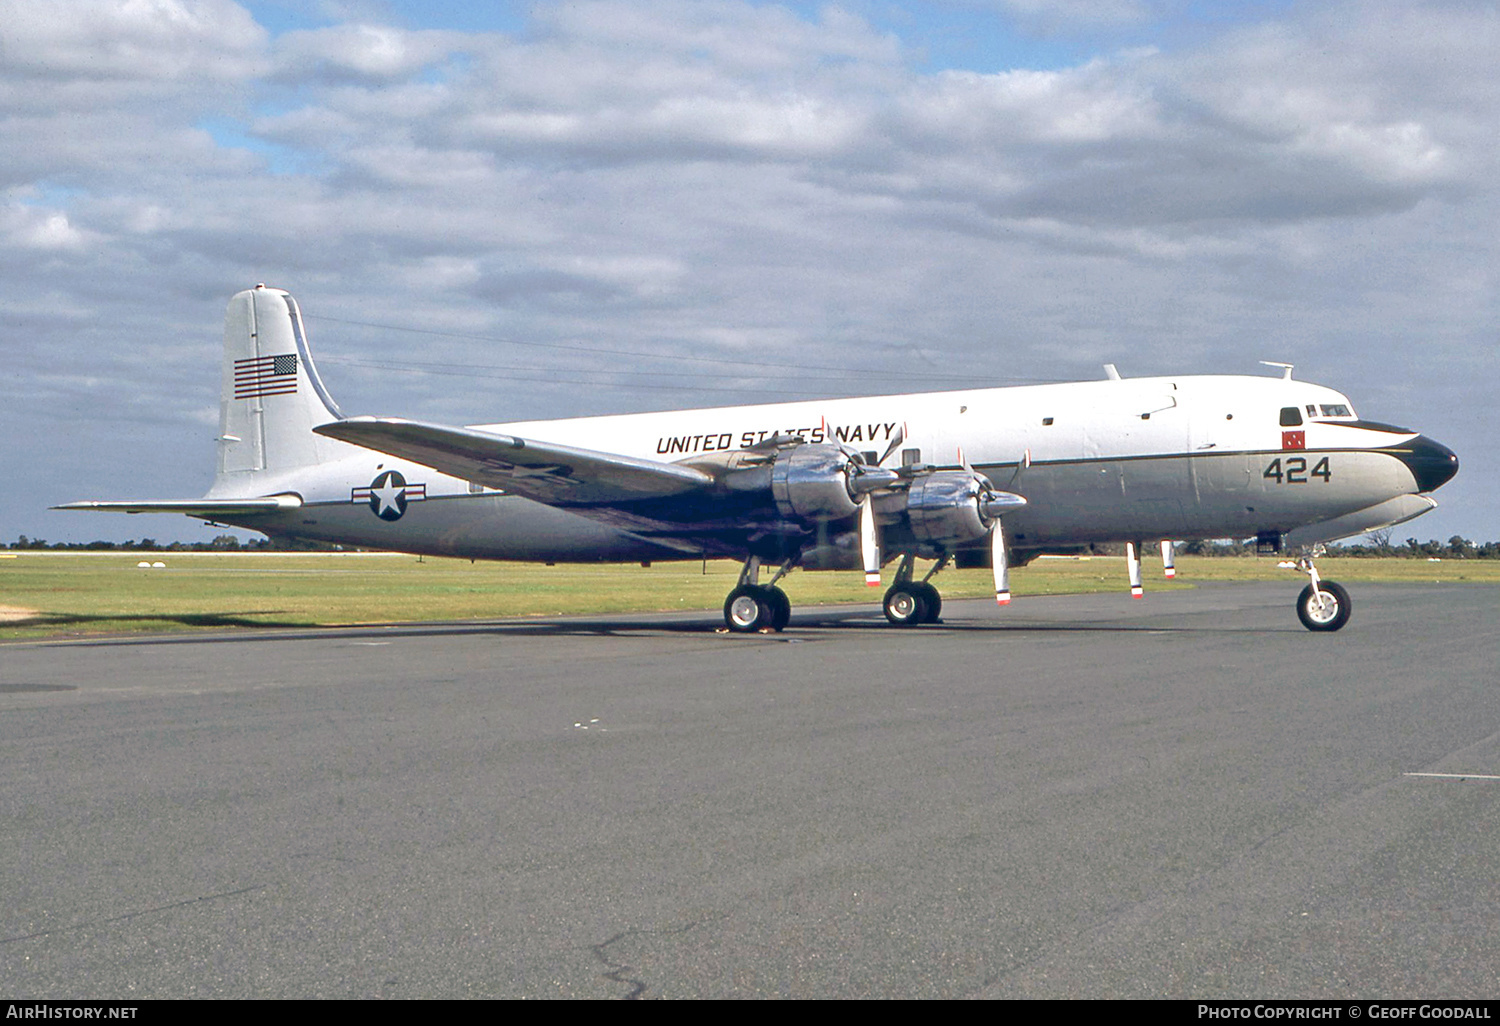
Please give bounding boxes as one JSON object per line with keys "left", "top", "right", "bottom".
{"left": 1397, "top": 435, "right": 1459, "bottom": 493}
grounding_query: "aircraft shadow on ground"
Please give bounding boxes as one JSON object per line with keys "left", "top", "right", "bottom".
{"left": 10, "top": 610, "right": 312, "bottom": 632}
{"left": 18, "top": 605, "right": 1297, "bottom": 646}
{"left": 456, "top": 614, "right": 1282, "bottom": 638}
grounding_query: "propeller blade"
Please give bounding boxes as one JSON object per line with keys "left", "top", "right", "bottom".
{"left": 860, "top": 496, "right": 881, "bottom": 586}
{"left": 958, "top": 445, "right": 989, "bottom": 484}
{"left": 1126, "top": 540, "right": 1144, "bottom": 598}
{"left": 991, "top": 519, "right": 1011, "bottom": 605}
{"left": 875, "top": 423, "right": 906, "bottom": 467}
{"left": 1005, "top": 447, "right": 1031, "bottom": 490}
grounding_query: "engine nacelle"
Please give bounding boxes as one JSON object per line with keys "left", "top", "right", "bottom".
{"left": 905, "top": 471, "right": 994, "bottom": 547}
{"left": 769, "top": 444, "right": 862, "bottom": 522}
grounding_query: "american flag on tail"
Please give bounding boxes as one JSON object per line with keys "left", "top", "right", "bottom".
{"left": 234, "top": 353, "right": 298, "bottom": 399}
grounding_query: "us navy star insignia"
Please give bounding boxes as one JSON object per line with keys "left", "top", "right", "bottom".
{"left": 351, "top": 470, "right": 427, "bottom": 521}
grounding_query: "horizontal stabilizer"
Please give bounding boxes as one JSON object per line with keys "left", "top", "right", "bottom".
{"left": 55, "top": 496, "right": 303, "bottom": 517}
{"left": 315, "top": 417, "right": 714, "bottom": 505}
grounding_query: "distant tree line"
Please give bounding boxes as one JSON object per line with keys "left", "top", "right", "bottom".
{"left": 1179, "top": 534, "right": 1500, "bottom": 559}
{"left": 8, "top": 533, "right": 1498, "bottom": 557}
{"left": 7, "top": 534, "right": 350, "bottom": 552}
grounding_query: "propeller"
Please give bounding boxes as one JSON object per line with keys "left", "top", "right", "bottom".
{"left": 825, "top": 419, "right": 906, "bottom": 587}
{"left": 959, "top": 446, "right": 1026, "bottom": 604}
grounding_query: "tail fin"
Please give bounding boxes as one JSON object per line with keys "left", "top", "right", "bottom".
{"left": 213, "top": 285, "right": 346, "bottom": 492}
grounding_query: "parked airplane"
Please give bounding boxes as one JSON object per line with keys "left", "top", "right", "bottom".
{"left": 61, "top": 285, "right": 1458, "bottom": 632}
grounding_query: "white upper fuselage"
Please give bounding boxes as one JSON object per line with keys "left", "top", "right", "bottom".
{"left": 484, "top": 374, "right": 1358, "bottom": 468}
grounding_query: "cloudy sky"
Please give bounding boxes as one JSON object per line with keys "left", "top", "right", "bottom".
{"left": 3, "top": 0, "right": 1495, "bottom": 546}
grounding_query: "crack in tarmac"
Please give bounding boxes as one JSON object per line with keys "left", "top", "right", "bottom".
{"left": 589, "top": 915, "right": 729, "bottom": 999}
{"left": 1, "top": 886, "right": 267, "bottom": 944}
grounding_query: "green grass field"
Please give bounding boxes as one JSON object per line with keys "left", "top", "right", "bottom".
{"left": 2, "top": 551, "right": 1496, "bottom": 640}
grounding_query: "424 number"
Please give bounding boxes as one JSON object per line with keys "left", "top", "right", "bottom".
{"left": 1264, "top": 456, "right": 1331, "bottom": 484}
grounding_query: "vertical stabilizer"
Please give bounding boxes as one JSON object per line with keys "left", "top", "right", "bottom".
{"left": 212, "top": 285, "right": 345, "bottom": 493}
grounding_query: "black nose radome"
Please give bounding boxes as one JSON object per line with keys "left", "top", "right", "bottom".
{"left": 1395, "top": 435, "right": 1459, "bottom": 493}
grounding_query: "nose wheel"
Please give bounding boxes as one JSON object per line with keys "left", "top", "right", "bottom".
{"left": 1294, "top": 550, "right": 1351, "bottom": 632}
{"left": 1297, "top": 580, "right": 1350, "bottom": 632}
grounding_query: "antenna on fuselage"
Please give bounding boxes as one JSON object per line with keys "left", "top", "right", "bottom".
{"left": 1103, "top": 364, "right": 1122, "bottom": 380}
{"left": 1260, "top": 361, "right": 1294, "bottom": 380}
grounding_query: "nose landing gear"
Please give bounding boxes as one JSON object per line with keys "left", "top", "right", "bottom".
{"left": 1294, "top": 549, "right": 1351, "bottom": 632}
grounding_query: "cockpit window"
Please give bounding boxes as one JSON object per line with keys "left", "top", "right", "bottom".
{"left": 1279, "top": 407, "right": 1303, "bottom": 427}
{"left": 1318, "top": 404, "right": 1352, "bottom": 418}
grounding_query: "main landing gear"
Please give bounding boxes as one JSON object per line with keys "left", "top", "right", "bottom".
{"left": 722, "top": 556, "right": 794, "bottom": 633}
{"left": 1294, "top": 550, "right": 1351, "bottom": 632}
{"left": 882, "top": 553, "right": 947, "bottom": 627}
{"left": 720, "top": 551, "right": 953, "bottom": 632}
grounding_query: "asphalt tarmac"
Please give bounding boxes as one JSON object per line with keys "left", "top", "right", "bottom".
{"left": 3, "top": 581, "right": 1498, "bottom": 999}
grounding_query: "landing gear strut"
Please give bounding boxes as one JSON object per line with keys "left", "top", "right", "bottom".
{"left": 1294, "top": 549, "right": 1351, "bottom": 632}
{"left": 722, "top": 556, "right": 795, "bottom": 633}
{"left": 882, "top": 553, "right": 947, "bottom": 627}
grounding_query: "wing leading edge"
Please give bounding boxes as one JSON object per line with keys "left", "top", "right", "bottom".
{"left": 54, "top": 496, "right": 303, "bottom": 516}
{"left": 314, "top": 417, "right": 715, "bottom": 506}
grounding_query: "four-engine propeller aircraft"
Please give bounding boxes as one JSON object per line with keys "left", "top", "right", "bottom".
{"left": 61, "top": 285, "right": 1459, "bottom": 632}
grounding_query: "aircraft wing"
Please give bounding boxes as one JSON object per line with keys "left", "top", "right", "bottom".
{"left": 315, "top": 416, "right": 715, "bottom": 505}
{"left": 54, "top": 497, "right": 303, "bottom": 516}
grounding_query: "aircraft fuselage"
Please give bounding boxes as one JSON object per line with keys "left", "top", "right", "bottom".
{"left": 210, "top": 374, "right": 1454, "bottom": 563}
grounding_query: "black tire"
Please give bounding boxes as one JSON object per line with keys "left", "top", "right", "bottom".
{"left": 914, "top": 582, "right": 942, "bottom": 624}
{"left": 883, "top": 585, "right": 928, "bottom": 627}
{"left": 725, "top": 585, "right": 771, "bottom": 633}
{"left": 1297, "top": 581, "right": 1351, "bottom": 632}
{"left": 766, "top": 585, "right": 792, "bottom": 632}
